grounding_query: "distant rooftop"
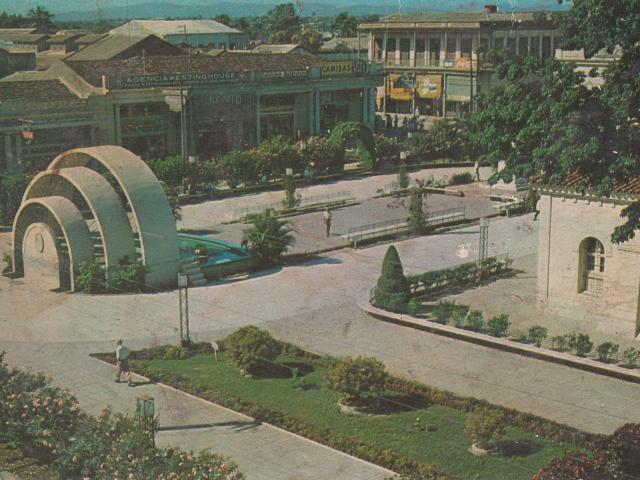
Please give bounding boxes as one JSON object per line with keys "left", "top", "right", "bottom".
{"left": 360, "top": 11, "right": 554, "bottom": 29}
{"left": 0, "top": 79, "right": 78, "bottom": 102}
{"left": 252, "top": 44, "right": 307, "bottom": 54}
{"left": 0, "top": 33, "right": 48, "bottom": 43}
{"left": 110, "top": 19, "right": 243, "bottom": 37}
{"left": 321, "top": 36, "right": 367, "bottom": 52}
{"left": 66, "top": 34, "right": 180, "bottom": 62}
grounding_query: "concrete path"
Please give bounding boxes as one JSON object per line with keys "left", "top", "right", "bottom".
{"left": 178, "top": 165, "right": 492, "bottom": 228}
{"left": 4, "top": 214, "right": 640, "bottom": 439}
{"left": 0, "top": 341, "right": 389, "bottom": 480}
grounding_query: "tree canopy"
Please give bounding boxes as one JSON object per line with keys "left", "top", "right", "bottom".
{"left": 266, "top": 3, "right": 301, "bottom": 44}
{"left": 331, "top": 12, "right": 358, "bottom": 37}
{"left": 468, "top": 0, "right": 640, "bottom": 243}
{"left": 291, "top": 28, "right": 322, "bottom": 53}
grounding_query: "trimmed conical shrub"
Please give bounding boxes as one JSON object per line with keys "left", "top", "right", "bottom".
{"left": 375, "top": 245, "right": 410, "bottom": 313}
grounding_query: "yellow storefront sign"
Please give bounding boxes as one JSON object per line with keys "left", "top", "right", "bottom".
{"left": 416, "top": 75, "right": 442, "bottom": 99}
{"left": 387, "top": 74, "right": 412, "bottom": 101}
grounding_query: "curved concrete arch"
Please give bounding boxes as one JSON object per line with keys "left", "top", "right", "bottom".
{"left": 23, "top": 167, "right": 137, "bottom": 278}
{"left": 49, "top": 146, "right": 179, "bottom": 288}
{"left": 13, "top": 196, "right": 95, "bottom": 291}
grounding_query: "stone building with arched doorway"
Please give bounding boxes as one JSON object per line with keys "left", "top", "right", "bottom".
{"left": 537, "top": 174, "right": 640, "bottom": 339}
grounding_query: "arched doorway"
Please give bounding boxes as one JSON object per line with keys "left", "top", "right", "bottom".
{"left": 578, "top": 237, "right": 605, "bottom": 294}
{"left": 328, "top": 122, "right": 377, "bottom": 171}
{"left": 21, "top": 222, "right": 63, "bottom": 291}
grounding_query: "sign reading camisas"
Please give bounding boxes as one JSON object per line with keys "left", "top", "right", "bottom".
{"left": 320, "top": 60, "right": 369, "bottom": 77}
{"left": 120, "top": 72, "right": 246, "bottom": 88}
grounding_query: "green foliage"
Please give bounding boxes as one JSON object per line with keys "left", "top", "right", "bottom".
{"left": 374, "top": 133, "right": 401, "bottom": 162}
{"left": 551, "top": 334, "right": 571, "bottom": 352}
{"left": 487, "top": 314, "right": 510, "bottom": 338}
{"left": 242, "top": 209, "right": 295, "bottom": 266}
{"left": 326, "top": 356, "right": 388, "bottom": 406}
{"left": 27, "top": 5, "right": 55, "bottom": 32}
{"left": 375, "top": 246, "right": 410, "bottom": 313}
{"left": 449, "top": 172, "right": 474, "bottom": 186}
{"left": 161, "top": 182, "right": 182, "bottom": 221}
{"left": 407, "top": 186, "right": 427, "bottom": 235}
{"left": 432, "top": 300, "right": 455, "bottom": 324}
{"left": 108, "top": 256, "right": 146, "bottom": 293}
{"left": 329, "top": 122, "right": 377, "bottom": 171}
{"left": 528, "top": 326, "right": 548, "bottom": 347}
{"left": 407, "top": 298, "right": 423, "bottom": 316}
{"left": 164, "top": 345, "right": 188, "bottom": 360}
{"left": 282, "top": 175, "right": 300, "bottom": 209}
{"left": 623, "top": 347, "right": 640, "bottom": 368}
{"left": 216, "top": 150, "right": 260, "bottom": 188}
{"left": 266, "top": 3, "right": 300, "bottom": 43}
{"left": 75, "top": 259, "right": 105, "bottom": 294}
{"left": 295, "top": 136, "right": 343, "bottom": 174}
{"left": 2, "top": 251, "right": 12, "bottom": 273}
{"left": 403, "top": 119, "right": 466, "bottom": 162}
{"left": 464, "top": 408, "right": 506, "bottom": 449}
{"left": 257, "top": 135, "right": 303, "bottom": 178}
{"left": 570, "top": 333, "right": 593, "bottom": 357}
{"left": 331, "top": 12, "right": 358, "bottom": 37}
{"left": 0, "top": 174, "right": 32, "bottom": 225}
{"left": 398, "top": 163, "right": 410, "bottom": 189}
{"left": 221, "top": 326, "right": 282, "bottom": 374}
{"left": 463, "top": 310, "right": 485, "bottom": 333}
{"left": 292, "top": 28, "right": 322, "bottom": 52}
{"left": 147, "top": 155, "right": 193, "bottom": 187}
{"left": 596, "top": 342, "right": 619, "bottom": 363}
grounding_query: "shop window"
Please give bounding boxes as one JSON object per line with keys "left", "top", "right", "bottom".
{"left": 579, "top": 237, "right": 605, "bottom": 294}
{"left": 415, "top": 38, "right": 426, "bottom": 65}
{"left": 428, "top": 36, "right": 440, "bottom": 66}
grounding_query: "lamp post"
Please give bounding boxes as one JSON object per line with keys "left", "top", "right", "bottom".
{"left": 178, "top": 273, "right": 190, "bottom": 346}
{"left": 478, "top": 217, "right": 489, "bottom": 266}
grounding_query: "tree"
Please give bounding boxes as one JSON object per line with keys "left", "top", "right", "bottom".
{"left": 291, "top": 28, "right": 322, "bottom": 53}
{"left": 266, "top": 3, "right": 300, "bottom": 44}
{"left": 282, "top": 175, "right": 300, "bottom": 209}
{"left": 407, "top": 186, "right": 426, "bottom": 234}
{"left": 0, "top": 174, "right": 32, "bottom": 225}
{"left": 242, "top": 209, "right": 295, "bottom": 266}
{"left": 221, "top": 326, "right": 282, "bottom": 374}
{"left": 326, "top": 356, "right": 388, "bottom": 407}
{"left": 213, "top": 14, "right": 231, "bottom": 26}
{"left": 527, "top": 326, "right": 548, "bottom": 347}
{"left": 464, "top": 408, "right": 506, "bottom": 449}
{"left": 329, "top": 121, "right": 377, "bottom": 171}
{"left": 331, "top": 12, "right": 358, "bottom": 37}
{"left": 75, "top": 259, "right": 105, "bottom": 294}
{"left": 295, "top": 136, "right": 343, "bottom": 174}
{"left": 216, "top": 150, "right": 260, "bottom": 188}
{"left": 257, "top": 135, "right": 303, "bottom": 178}
{"left": 374, "top": 245, "right": 411, "bottom": 313}
{"left": 27, "top": 5, "right": 55, "bottom": 32}
{"left": 108, "top": 256, "right": 147, "bottom": 293}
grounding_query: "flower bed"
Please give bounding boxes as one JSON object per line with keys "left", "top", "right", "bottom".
{"left": 0, "top": 351, "right": 244, "bottom": 480}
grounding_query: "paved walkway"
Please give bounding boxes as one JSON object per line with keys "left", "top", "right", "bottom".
{"left": 0, "top": 341, "right": 389, "bottom": 480}
{"left": 4, "top": 215, "right": 640, "bottom": 439}
{"left": 178, "top": 165, "right": 492, "bottom": 228}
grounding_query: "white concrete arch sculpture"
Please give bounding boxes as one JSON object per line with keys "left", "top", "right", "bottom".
{"left": 12, "top": 146, "right": 179, "bottom": 291}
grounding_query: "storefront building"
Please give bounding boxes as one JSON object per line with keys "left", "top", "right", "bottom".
{"left": 359, "top": 6, "right": 561, "bottom": 118}
{"left": 0, "top": 49, "right": 382, "bottom": 172}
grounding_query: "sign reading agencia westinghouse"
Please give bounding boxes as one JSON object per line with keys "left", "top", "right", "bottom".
{"left": 114, "top": 61, "right": 370, "bottom": 88}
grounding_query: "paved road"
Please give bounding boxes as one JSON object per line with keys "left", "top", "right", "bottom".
{"left": 3, "top": 214, "right": 640, "bottom": 439}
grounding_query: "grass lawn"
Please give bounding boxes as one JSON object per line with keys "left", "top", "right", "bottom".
{"left": 131, "top": 352, "right": 577, "bottom": 480}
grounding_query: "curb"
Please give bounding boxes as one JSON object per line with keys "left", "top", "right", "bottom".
{"left": 90, "top": 356, "right": 395, "bottom": 476}
{"left": 360, "top": 301, "right": 640, "bottom": 384}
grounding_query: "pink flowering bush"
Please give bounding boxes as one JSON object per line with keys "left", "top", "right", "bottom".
{"left": 55, "top": 409, "right": 244, "bottom": 480}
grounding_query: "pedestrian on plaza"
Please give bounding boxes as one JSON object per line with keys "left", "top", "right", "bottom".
{"left": 323, "top": 208, "right": 332, "bottom": 237}
{"left": 473, "top": 161, "right": 480, "bottom": 181}
{"left": 115, "top": 339, "right": 133, "bottom": 386}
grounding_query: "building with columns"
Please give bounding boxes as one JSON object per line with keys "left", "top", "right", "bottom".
{"left": 0, "top": 36, "right": 382, "bottom": 173}
{"left": 537, "top": 174, "right": 640, "bottom": 339}
{"left": 359, "top": 6, "right": 561, "bottom": 118}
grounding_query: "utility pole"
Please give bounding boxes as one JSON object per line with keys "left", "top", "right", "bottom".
{"left": 478, "top": 217, "right": 489, "bottom": 266}
{"left": 178, "top": 273, "right": 190, "bottom": 346}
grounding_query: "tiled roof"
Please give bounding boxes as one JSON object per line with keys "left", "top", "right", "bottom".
{"left": 252, "top": 44, "right": 304, "bottom": 54}
{"left": 542, "top": 171, "right": 640, "bottom": 196}
{"left": 66, "top": 53, "right": 323, "bottom": 87}
{"left": 65, "top": 34, "right": 179, "bottom": 61}
{"left": 0, "top": 79, "right": 78, "bottom": 102}
{"left": 0, "top": 33, "right": 48, "bottom": 43}
{"left": 48, "top": 33, "right": 82, "bottom": 44}
{"left": 76, "top": 33, "right": 107, "bottom": 45}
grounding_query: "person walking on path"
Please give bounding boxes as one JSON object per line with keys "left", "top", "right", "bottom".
{"left": 323, "top": 208, "right": 332, "bottom": 237}
{"left": 115, "top": 339, "right": 133, "bottom": 386}
{"left": 473, "top": 161, "right": 480, "bottom": 181}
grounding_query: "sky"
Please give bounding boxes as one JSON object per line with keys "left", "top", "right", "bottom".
{"left": 0, "top": 0, "right": 571, "bottom": 16}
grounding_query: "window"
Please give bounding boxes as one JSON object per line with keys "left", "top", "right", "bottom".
{"left": 374, "top": 37, "right": 383, "bottom": 60}
{"left": 415, "top": 38, "right": 426, "bottom": 65}
{"left": 460, "top": 36, "right": 472, "bottom": 59}
{"left": 580, "top": 237, "right": 605, "bottom": 294}
{"left": 518, "top": 36, "right": 529, "bottom": 56}
{"left": 400, "top": 38, "right": 411, "bottom": 64}
{"left": 445, "top": 35, "right": 456, "bottom": 62}
{"left": 386, "top": 38, "right": 396, "bottom": 63}
{"left": 429, "top": 36, "right": 441, "bottom": 66}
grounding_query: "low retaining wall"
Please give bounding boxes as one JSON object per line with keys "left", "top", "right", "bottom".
{"left": 360, "top": 301, "right": 640, "bottom": 384}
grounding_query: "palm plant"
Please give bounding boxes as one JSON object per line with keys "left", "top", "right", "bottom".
{"left": 242, "top": 209, "right": 295, "bottom": 266}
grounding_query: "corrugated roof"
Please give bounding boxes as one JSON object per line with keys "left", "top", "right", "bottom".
{"left": 110, "top": 19, "right": 243, "bottom": 37}
{"left": 0, "top": 33, "right": 48, "bottom": 43}
{"left": 76, "top": 33, "right": 107, "bottom": 45}
{"left": 0, "top": 28, "right": 38, "bottom": 34}
{"left": 0, "top": 79, "right": 79, "bottom": 102}
{"left": 321, "top": 36, "right": 367, "bottom": 52}
{"left": 252, "top": 44, "right": 305, "bottom": 54}
{"left": 48, "top": 33, "right": 82, "bottom": 44}
{"left": 65, "top": 53, "right": 323, "bottom": 87}
{"left": 65, "top": 34, "right": 176, "bottom": 61}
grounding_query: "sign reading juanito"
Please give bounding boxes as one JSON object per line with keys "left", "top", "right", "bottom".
{"left": 119, "top": 72, "right": 247, "bottom": 88}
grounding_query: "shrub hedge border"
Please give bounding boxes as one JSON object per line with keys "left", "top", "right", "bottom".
{"left": 92, "top": 337, "right": 602, "bottom": 478}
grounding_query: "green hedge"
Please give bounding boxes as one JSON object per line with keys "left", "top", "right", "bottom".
{"left": 406, "top": 257, "right": 512, "bottom": 295}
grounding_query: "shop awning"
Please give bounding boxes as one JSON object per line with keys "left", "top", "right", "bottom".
{"left": 387, "top": 74, "right": 413, "bottom": 101}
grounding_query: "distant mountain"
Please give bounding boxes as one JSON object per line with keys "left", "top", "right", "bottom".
{"left": 0, "top": 0, "right": 571, "bottom": 21}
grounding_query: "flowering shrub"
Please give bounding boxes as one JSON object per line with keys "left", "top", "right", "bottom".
{"left": 55, "top": 409, "right": 243, "bottom": 480}
{"left": 1, "top": 386, "right": 82, "bottom": 461}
